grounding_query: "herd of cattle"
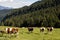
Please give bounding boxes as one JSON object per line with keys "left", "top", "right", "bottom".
{"left": 28, "top": 27, "right": 53, "bottom": 32}
{"left": 0, "top": 27, "right": 54, "bottom": 34}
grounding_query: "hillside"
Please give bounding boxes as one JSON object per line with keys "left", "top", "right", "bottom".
{"left": 1, "top": 0, "right": 60, "bottom": 28}
{"left": 0, "top": 6, "right": 12, "bottom": 10}
{"left": 0, "top": 9, "right": 13, "bottom": 22}
{"left": 0, "top": 6, "right": 13, "bottom": 21}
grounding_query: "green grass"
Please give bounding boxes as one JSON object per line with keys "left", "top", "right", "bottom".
{"left": 0, "top": 26, "right": 60, "bottom": 40}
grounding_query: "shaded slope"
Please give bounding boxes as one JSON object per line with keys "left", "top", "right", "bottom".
{"left": 1, "top": 0, "right": 60, "bottom": 27}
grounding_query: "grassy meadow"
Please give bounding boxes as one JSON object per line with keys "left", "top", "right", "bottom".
{"left": 0, "top": 26, "right": 60, "bottom": 40}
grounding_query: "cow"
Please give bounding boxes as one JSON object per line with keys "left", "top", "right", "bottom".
{"left": 47, "top": 27, "right": 53, "bottom": 32}
{"left": 40, "top": 27, "right": 45, "bottom": 32}
{"left": 28, "top": 27, "right": 33, "bottom": 33}
{"left": 5, "top": 28, "right": 18, "bottom": 34}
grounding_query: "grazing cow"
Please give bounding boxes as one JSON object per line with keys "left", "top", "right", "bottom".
{"left": 40, "top": 27, "right": 45, "bottom": 32}
{"left": 47, "top": 27, "right": 53, "bottom": 32}
{"left": 28, "top": 27, "right": 33, "bottom": 33}
{"left": 5, "top": 28, "right": 18, "bottom": 34}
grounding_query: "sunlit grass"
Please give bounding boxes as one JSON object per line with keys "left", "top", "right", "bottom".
{"left": 0, "top": 26, "right": 60, "bottom": 40}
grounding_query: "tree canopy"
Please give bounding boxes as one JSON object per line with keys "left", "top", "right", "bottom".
{"left": 1, "top": 0, "right": 60, "bottom": 28}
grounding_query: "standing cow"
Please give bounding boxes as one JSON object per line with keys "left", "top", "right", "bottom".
{"left": 40, "top": 27, "right": 45, "bottom": 32}
{"left": 5, "top": 28, "right": 18, "bottom": 34}
{"left": 28, "top": 27, "right": 33, "bottom": 33}
{"left": 47, "top": 27, "right": 53, "bottom": 32}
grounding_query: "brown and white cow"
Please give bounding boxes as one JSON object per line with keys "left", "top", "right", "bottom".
{"left": 47, "top": 27, "right": 53, "bottom": 32}
{"left": 28, "top": 27, "right": 33, "bottom": 33}
{"left": 5, "top": 28, "right": 18, "bottom": 34}
{"left": 40, "top": 27, "right": 45, "bottom": 32}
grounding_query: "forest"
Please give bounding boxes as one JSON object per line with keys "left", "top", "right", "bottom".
{"left": 1, "top": 0, "right": 60, "bottom": 28}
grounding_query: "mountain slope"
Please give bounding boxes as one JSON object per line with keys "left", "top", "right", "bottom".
{"left": 0, "top": 6, "right": 12, "bottom": 10}
{"left": 0, "top": 6, "right": 13, "bottom": 21}
{"left": 1, "top": 0, "right": 60, "bottom": 28}
{"left": 0, "top": 9, "right": 13, "bottom": 22}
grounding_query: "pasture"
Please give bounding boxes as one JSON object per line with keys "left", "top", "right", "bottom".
{"left": 0, "top": 26, "right": 60, "bottom": 40}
